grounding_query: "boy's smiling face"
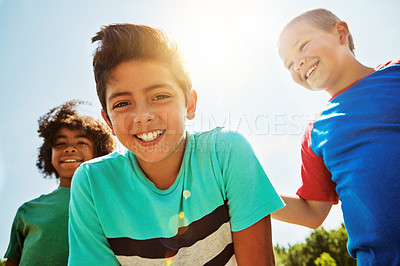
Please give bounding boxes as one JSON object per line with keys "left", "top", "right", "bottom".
{"left": 51, "top": 127, "right": 95, "bottom": 186}
{"left": 279, "top": 20, "right": 350, "bottom": 95}
{"left": 102, "top": 60, "right": 196, "bottom": 168}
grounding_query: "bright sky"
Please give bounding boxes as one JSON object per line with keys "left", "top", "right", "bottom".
{"left": 1, "top": 0, "right": 399, "bottom": 257}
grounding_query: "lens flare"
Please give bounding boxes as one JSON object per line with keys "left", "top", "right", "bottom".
{"left": 183, "top": 190, "right": 191, "bottom": 199}
{"left": 168, "top": 213, "right": 189, "bottom": 234}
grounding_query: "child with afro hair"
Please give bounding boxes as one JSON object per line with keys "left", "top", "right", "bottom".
{"left": 4, "top": 99, "right": 115, "bottom": 266}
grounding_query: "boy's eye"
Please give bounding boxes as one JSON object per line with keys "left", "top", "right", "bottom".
{"left": 113, "top": 101, "right": 130, "bottom": 109}
{"left": 153, "top": 94, "right": 171, "bottom": 101}
{"left": 78, "top": 141, "right": 89, "bottom": 146}
{"left": 299, "top": 41, "right": 309, "bottom": 52}
{"left": 284, "top": 60, "right": 293, "bottom": 70}
{"left": 54, "top": 142, "right": 65, "bottom": 147}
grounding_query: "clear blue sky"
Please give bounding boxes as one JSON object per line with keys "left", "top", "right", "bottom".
{"left": 1, "top": 0, "right": 399, "bottom": 257}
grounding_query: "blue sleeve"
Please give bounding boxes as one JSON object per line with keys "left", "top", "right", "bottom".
{"left": 68, "top": 165, "right": 119, "bottom": 266}
{"left": 215, "top": 130, "right": 284, "bottom": 231}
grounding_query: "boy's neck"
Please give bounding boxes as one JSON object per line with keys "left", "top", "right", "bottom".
{"left": 59, "top": 177, "right": 72, "bottom": 188}
{"left": 328, "top": 59, "right": 374, "bottom": 96}
{"left": 138, "top": 137, "right": 187, "bottom": 190}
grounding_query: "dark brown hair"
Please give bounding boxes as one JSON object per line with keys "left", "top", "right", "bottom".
{"left": 280, "top": 8, "right": 355, "bottom": 55}
{"left": 36, "top": 100, "right": 116, "bottom": 178}
{"left": 91, "top": 23, "right": 192, "bottom": 118}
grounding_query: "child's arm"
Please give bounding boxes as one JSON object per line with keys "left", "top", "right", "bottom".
{"left": 232, "top": 216, "right": 275, "bottom": 265}
{"left": 271, "top": 195, "right": 332, "bottom": 229}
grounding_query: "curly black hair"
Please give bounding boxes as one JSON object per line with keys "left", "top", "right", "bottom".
{"left": 36, "top": 100, "right": 116, "bottom": 178}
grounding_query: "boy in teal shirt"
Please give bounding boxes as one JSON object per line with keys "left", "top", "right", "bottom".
{"left": 68, "top": 24, "right": 284, "bottom": 265}
{"left": 4, "top": 100, "right": 115, "bottom": 265}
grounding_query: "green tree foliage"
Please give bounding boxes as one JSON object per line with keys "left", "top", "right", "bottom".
{"left": 0, "top": 259, "right": 5, "bottom": 266}
{"left": 314, "top": 252, "right": 336, "bottom": 266}
{"left": 274, "top": 223, "right": 356, "bottom": 266}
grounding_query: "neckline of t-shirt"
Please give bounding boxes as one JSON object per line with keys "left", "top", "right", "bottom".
{"left": 128, "top": 131, "right": 192, "bottom": 195}
{"left": 329, "top": 69, "right": 376, "bottom": 101}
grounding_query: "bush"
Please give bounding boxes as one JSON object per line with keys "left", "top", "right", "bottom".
{"left": 274, "top": 223, "right": 356, "bottom": 266}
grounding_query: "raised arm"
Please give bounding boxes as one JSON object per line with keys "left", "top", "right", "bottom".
{"left": 232, "top": 215, "right": 275, "bottom": 265}
{"left": 271, "top": 194, "right": 332, "bottom": 229}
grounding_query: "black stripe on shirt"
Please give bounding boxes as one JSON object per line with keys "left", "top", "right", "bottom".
{"left": 204, "top": 243, "right": 235, "bottom": 266}
{"left": 107, "top": 203, "right": 230, "bottom": 259}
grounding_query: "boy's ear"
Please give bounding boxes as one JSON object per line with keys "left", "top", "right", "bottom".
{"left": 335, "top": 21, "right": 350, "bottom": 46}
{"left": 101, "top": 109, "right": 116, "bottom": 135}
{"left": 186, "top": 90, "right": 197, "bottom": 120}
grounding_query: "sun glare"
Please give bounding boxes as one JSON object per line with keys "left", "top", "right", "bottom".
{"left": 171, "top": 1, "right": 277, "bottom": 96}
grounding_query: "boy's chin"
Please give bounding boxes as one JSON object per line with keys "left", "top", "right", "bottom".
{"left": 303, "top": 85, "right": 317, "bottom": 91}
{"left": 56, "top": 169, "right": 79, "bottom": 179}
{"left": 306, "top": 83, "right": 324, "bottom": 92}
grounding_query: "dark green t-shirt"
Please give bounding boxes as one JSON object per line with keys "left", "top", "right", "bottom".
{"left": 5, "top": 186, "right": 70, "bottom": 265}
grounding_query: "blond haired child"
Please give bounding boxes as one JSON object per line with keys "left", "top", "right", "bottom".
{"left": 273, "top": 8, "right": 400, "bottom": 265}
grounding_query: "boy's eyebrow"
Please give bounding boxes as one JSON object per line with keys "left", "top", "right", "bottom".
{"left": 54, "top": 134, "right": 89, "bottom": 140}
{"left": 75, "top": 134, "right": 90, "bottom": 139}
{"left": 108, "top": 91, "right": 132, "bottom": 102}
{"left": 107, "top": 84, "right": 171, "bottom": 101}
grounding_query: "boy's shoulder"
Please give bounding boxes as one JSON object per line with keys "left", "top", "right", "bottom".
{"left": 189, "top": 127, "right": 253, "bottom": 160}
{"left": 191, "top": 127, "right": 246, "bottom": 141}
{"left": 18, "top": 187, "right": 68, "bottom": 213}
{"left": 375, "top": 57, "right": 400, "bottom": 71}
{"left": 190, "top": 127, "right": 249, "bottom": 149}
{"left": 190, "top": 126, "right": 222, "bottom": 138}
{"left": 82, "top": 150, "right": 129, "bottom": 165}
{"left": 74, "top": 151, "right": 132, "bottom": 179}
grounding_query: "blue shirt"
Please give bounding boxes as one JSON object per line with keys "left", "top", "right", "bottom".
{"left": 298, "top": 58, "right": 400, "bottom": 265}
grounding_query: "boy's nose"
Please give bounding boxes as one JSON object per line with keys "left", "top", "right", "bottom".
{"left": 64, "top": 146, "right": 77, "bottom": 153}
{"left": 133, "top": 112, "right": 155, "bottom": 123}
{"left": 294, "top": 58, "right": 305, "bottom": 71}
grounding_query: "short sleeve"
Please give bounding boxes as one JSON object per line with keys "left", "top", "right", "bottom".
{"left": 215, "top": 130, "right": 284, "bottom": 231}
{"left": 68, "top": 165, "right": 119, "bottom": 266}
{"left": 4, "top": 210, "right": 24, "bottom": 261}
{"left": 297, "top": 122, "right": 339, "bottom": 204}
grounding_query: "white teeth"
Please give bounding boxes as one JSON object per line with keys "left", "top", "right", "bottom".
{"left": 62, "top": 159, "right": 80, "bottom": 163}
{"left": 136, "top": 130, "right": 164, "bottom": 142}
{"left": 306, "top": 65, "right": 317, "bottom": 79}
